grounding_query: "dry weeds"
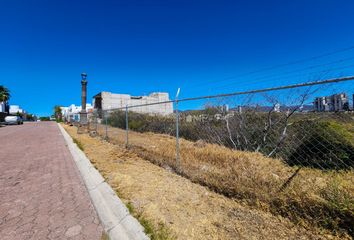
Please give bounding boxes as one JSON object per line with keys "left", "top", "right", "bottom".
{"left": 93, "top": 123, "right": 354, "bottom": 238}
{"left": 64, "top": 124, "right": 351, "bottom": 239}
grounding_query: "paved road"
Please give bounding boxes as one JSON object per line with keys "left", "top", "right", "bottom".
{"left": 0, "top": 122, "right": 103, "bottom": 240}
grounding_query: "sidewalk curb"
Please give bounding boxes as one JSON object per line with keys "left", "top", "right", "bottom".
{"left": 58, "top": 124, "right": 149, "bottom": 240}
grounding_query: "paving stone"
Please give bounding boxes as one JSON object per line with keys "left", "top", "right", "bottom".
{"left": 0, "top": 122, "right": 103, "bottom": 239}
{"left": 65, "top": 225, "right": 82, "bottom": 237}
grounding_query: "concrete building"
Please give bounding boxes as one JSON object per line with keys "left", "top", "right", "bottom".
{"left": 93, "top": 91, "right": 173, "bottom": 116}
{"left": 314, "top": 93, "right": 349, "bottom": 112}
{"left": 61, "top": 104, "right": 93, "bottom": 123}
{"left": 9, "top": 105, "right": 25, "bottom": 115}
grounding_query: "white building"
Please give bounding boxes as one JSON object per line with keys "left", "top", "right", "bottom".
{"left": 0, "top": 102, "right": 6, "bottom": 113}
{"left": 9, "top": 105, "right": 25, "bottom": 115}
{"left": 61, "top": 104, "right": 93, "bottom": 122}
{"left": 93, "top": 91, "right": 173, "bottom": 116}
{"left": 314, "top": 93, "right": 349, "bottom": 112}
{"left": 273, "top": 103, "right": 281, "bottom": 112}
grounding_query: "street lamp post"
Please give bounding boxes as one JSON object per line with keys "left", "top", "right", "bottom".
{"left": 80, "top": 72, "right": 88, "bottom": 125}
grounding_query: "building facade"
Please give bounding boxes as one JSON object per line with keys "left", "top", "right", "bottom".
{"left": 61, "top": 104, "right": 93, "bottom": 123}
{"left": 9, "top": 105, "right": 25, "bottom": 115}
{"left": 314, "top": 93, "right": 349, "bottom": 112}
{"left": 93, "top": 91, "right": 173, "bottom": 116}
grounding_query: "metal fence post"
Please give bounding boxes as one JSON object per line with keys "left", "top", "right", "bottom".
{"left": 176, "top": 99, "right": 180, "bottom": 171}
{"left": 95, "top": 112, "right": 98, "bottom": 133}
{"left": 105, "top": 111, "right": 108, "bottom": 139}
{"left": 175, "top": 88, "right": 181, "bottom": 172}
{"left": 125, "top": 105, "right": 129, "bottom": 147}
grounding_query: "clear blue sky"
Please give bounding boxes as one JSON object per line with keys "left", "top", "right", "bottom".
{"left": 1, "top": 0, "right": 354, "bottom": 116}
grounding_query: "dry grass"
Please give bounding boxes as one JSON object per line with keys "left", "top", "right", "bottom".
{"left": 63, "top": 124, "right": 334, "bottom": 240}
{"left": 94, "top": 123, "right": 354, "bottom": 238}
{"left": 100, "top": 231, "right": 109, "bottom": 240}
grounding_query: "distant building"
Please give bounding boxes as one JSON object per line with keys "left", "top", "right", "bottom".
{"left": 314, "top": 93, "right": 349, "bottom": 112}
{"left": 237, "top": 106, "right": 242, "bottom": 113}
{"left": 93, "top": 91, "right": 173, "bottom": 116}
{"left": 273, "top": 103, "right": 281, "bottom": 112}
{"left": 9, "top": 105, "right": 25, "bottom": 115}
{"left": 0, "top": 102, "right": 6, "bottom": 113}
{"left": 0, "top": 102, "right": 7, "bottom": 122}
{"left": 61, "top": 104, "right": 93, "bottom": 123}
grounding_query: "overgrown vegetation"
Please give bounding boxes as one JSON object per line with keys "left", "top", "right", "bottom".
{"left": 107, "top": 110, "right": 354, "bottom": 170}
{"left": 65, "top": 124, "right": 333, "bottom": 239}
{"left": 286, "top": 120, "right": 354, "bottom": 169}
{"left": 98, "top": 114, "right": 354, "bottom": 237}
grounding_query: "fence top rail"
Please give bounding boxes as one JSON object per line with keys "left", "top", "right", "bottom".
{"left": 102, "top": 76, "right": 354, "bottom": 112}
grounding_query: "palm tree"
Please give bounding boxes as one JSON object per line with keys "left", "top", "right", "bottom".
{"left": 0, "top": 85, "right": 10, "bottom": 113}
{"left": 0, "top": 85, "right": 10, "bottom": 102}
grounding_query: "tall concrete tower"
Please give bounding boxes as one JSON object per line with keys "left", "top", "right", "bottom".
{"left": 80, "top": 72, "right": 88, "bottom": 125}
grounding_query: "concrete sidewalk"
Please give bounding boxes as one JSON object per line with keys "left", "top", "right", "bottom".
{"left": 0, "top": 122, "right": 103, "bottom": 240}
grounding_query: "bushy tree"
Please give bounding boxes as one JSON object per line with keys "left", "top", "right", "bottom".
{"left": 53, "top": 105, "right": 62, "bottom": 121}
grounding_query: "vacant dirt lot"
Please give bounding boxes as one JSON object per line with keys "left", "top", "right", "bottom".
{"left": 93, "top": 123, "right": 353, "bottom": 238}
{"left": 63, "top": 124, "right": 337, "bottom": 240}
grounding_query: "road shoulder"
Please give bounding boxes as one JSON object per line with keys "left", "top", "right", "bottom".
{"left": 58, "top": 123, "right": 149, "bottom": 240}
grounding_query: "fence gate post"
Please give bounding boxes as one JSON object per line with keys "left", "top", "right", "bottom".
{"left": 105, "top": 111, "right": 108, "bottom": 139}
{"left": 125, "top": 105, "right": 129, "bottom": 147}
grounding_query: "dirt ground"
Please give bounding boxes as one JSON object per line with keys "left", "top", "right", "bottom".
{"left": 64, "top": 124, "right": 334, "bottom": 240}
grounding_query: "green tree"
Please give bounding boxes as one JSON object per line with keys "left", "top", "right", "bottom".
{"left": 39, "top": 116, "right": 50, "bottom": 121}
{"left": 0, "top": 85, "right": 10, "bottom": 102}
{"left": 53, "top": 105, "right": 62, "bottom": 121}
{"left": 26, "top": 114, "right": 35, "bottom": 121}
{"left": 0, "top": 85, "right": 10, "bottom": 114}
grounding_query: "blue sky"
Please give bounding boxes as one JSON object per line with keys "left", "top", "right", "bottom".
{"left": 1, "top": 0, "right": 354, "bottom": 116}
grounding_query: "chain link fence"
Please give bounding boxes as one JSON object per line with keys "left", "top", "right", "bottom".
{"left": 86, "top": 78, "right": 354, "bottom": 237}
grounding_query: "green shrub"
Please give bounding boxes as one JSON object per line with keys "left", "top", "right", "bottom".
{"left": 287, "top": 121, "right": 354, "bottom": 169}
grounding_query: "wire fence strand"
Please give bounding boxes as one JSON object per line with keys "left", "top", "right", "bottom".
{"left": 81, "top": 77, "right": 354, "bottom": 237}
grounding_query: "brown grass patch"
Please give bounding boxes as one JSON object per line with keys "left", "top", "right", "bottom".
{"left": 65, "top": 124, "right": 353, "bottom": 239}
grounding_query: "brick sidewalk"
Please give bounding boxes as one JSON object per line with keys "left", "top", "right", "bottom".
{"left": 0, "top": 122, "right": 103, "bottom": 240}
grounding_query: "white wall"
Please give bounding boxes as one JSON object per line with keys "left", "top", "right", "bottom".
{"left": 9, "top": 105, "right": 23, "bottom": 114}
{"left": 98, "top": 92, "right": 173, "bottom": 115}
{"left": 61, "top": 104, "right": 93, "bottom": 122}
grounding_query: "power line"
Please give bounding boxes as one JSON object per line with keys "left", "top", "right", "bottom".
{"left": 186, "top": 44, "right": 354, "bottom": 89}
{"left": 185, "top": 63, "right": 354, "bottom": 96}
{"left": 104, "top": 76, "right": 354, "bottom": 110}
{"left": 210, "top": 62, "right": 354, "bottom": 92}
{"left": 179, "top": 76, "right": 354, "bottom": 102}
